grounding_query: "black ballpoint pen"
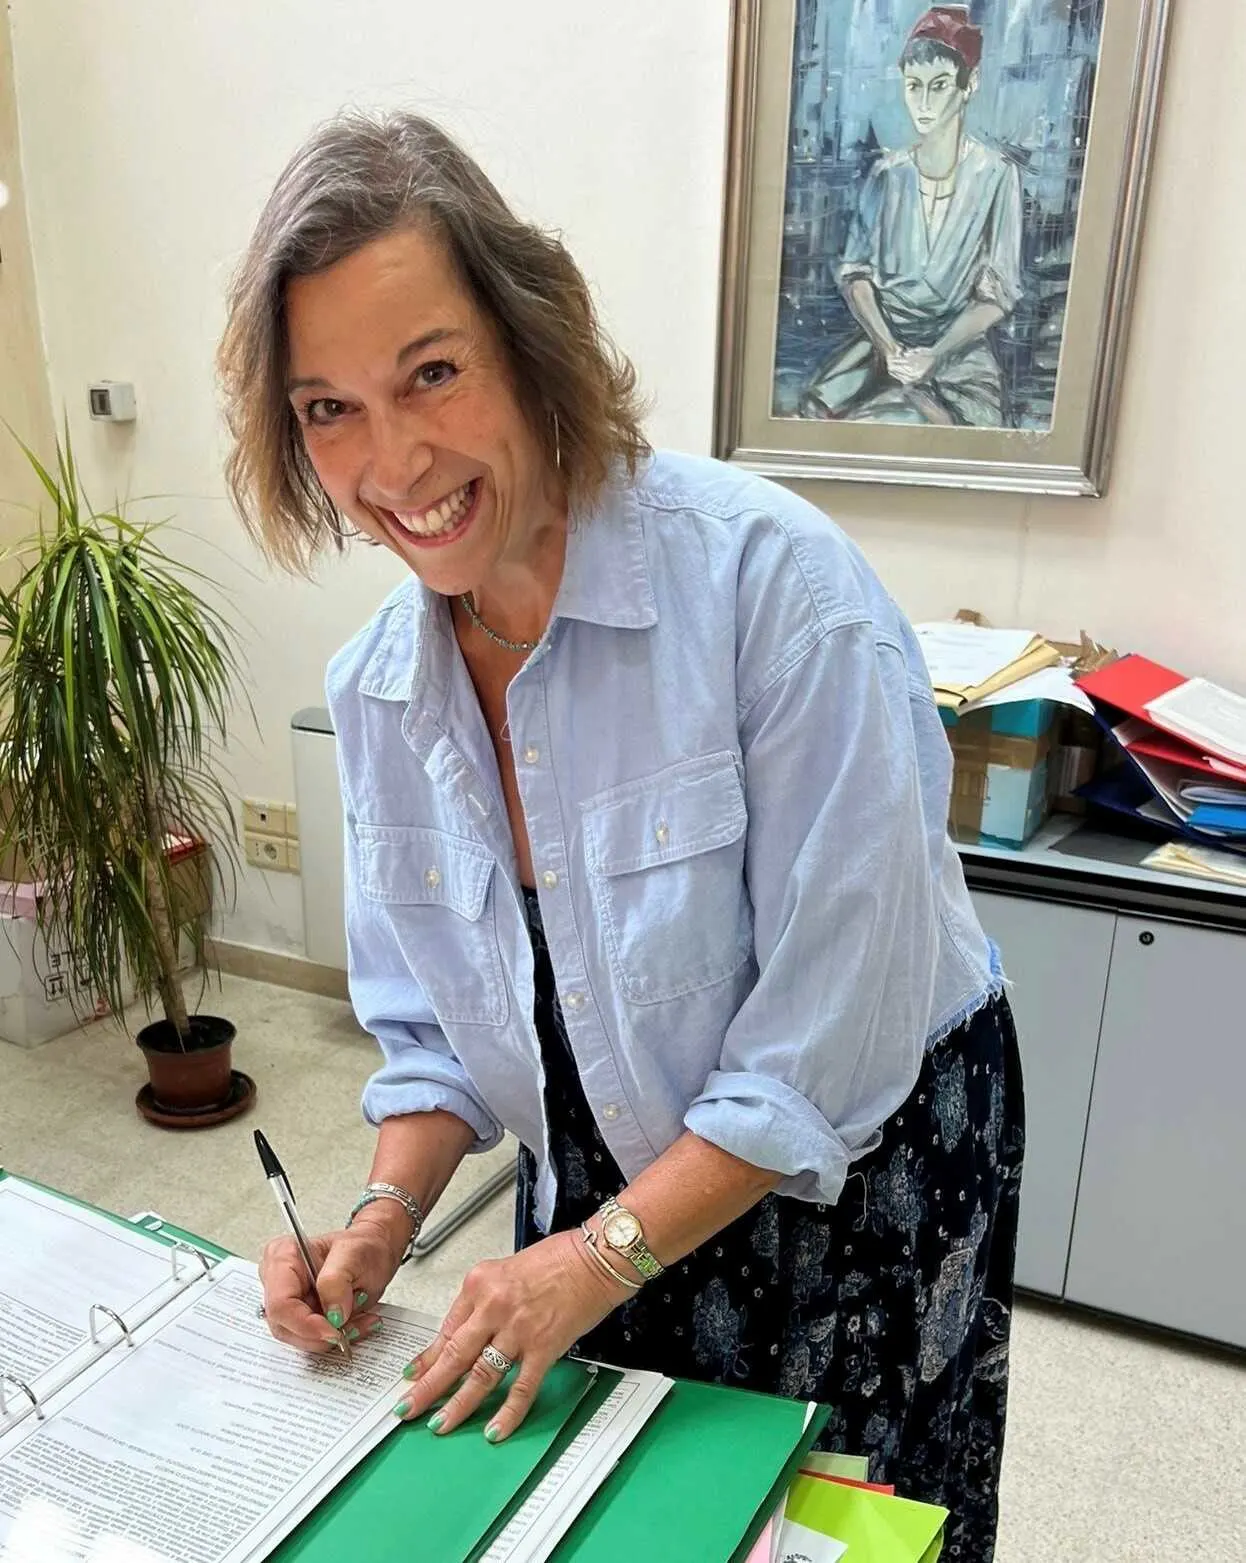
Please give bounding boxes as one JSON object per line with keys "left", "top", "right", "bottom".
{"left": 253, "top": 1129, "right": 350, "bottom": 1360}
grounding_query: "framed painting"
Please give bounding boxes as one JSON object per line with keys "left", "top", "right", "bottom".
{"left": 715, "top": 1, "right": 1171, "bottom": 496}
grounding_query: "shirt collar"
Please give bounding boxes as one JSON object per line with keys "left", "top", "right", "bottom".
{"left": 553, "top": 466, "right": 658, "bottom": 631}
{"left": 355, "top": 464, "right": 658, "bottom": 704}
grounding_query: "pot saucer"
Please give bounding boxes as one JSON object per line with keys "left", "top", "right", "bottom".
{"left": 136, "top": 1069, "right": 257, "bottom": 1130}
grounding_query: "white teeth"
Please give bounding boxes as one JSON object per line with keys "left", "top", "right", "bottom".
{"left": 391, "top": 480, "right": 473, "bottom": 538}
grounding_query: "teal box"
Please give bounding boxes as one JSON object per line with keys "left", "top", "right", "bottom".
{"left": 939, "top": 698, "right": 1057, "bottom": 741}
{"left": 943, "top": 700, "right": 1058, "bottom": 849}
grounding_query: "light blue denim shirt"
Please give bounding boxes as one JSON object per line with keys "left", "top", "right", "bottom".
{"left": 327, "top": 451, "right": 1001, "bottom": 1232}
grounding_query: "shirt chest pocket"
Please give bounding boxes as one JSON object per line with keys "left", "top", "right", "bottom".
{"left": 582, "top": 752, "right": 752, "bottom": 1005}
{"left": 356, "top": 825, "right": 508, "bottom": 1027}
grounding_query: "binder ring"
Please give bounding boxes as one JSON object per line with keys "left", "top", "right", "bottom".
{"left": 89, "top": 1304, "right": 136, "bottom": 1348}
{"left": 0, "top": 1373, "right": 45, "bottom": 1421}
{"left": 170, "top": 1242, "right": 212, "bottom": 1281}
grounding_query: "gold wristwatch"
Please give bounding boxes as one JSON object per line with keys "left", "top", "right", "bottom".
{"left": 595, "top": 1196, "right": 664, "bottom": 1281}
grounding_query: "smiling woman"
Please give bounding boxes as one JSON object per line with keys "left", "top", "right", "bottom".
{"left": 218, "top": 109, "right": 1022, "bottom": 1561}
{"left": 217, "top": 113, "right": 647, "bottom": 581}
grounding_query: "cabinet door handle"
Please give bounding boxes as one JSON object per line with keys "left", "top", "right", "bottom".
{"left": 1139, "top": 930, "right": 1155, "bottom": 946}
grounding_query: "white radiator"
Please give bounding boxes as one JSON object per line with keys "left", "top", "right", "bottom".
{"left": 291, "top": 708, "right": 347, "bottom": 970}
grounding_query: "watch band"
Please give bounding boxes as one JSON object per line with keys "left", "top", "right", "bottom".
{"left": 595, "top": 1196, "right": 664, "bottom": 1281}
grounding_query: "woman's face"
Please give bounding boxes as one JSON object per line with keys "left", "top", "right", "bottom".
{"left": 285, "top": 227, "right": 559, "bottom": 597}
{"left": 902, "top": 58, "right": 969, "bottom": 139}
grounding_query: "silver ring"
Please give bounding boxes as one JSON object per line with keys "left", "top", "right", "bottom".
{"left": 256, "top": 1305, "right": 267, "bottom": 1320}
{"left": 480, "top": 1344, "right": 514, "bottom": 1374}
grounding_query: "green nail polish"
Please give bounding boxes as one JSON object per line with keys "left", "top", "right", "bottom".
{"left": 346, "top": 1326, "right": 360, "bottom": 1342}
{"left": 427, "top": 1412, "right": 445, "bottom": 1434}
{"left": 485, "top": 1424, "right": 501, "bottom": 1444}
{"left": 402, "top": 1361, "right": 419, "bottom": 1380}
{"left": 355, "top": 1290, "right": 369, "bottom": 1308}
{"left": 392, "top": 1400, "right": 411, "bottom": 1418}
{"left": 368, "top": 1319, "right": 384, "bottom": 1335}
{"left": 326, "top": 1307, "right": 345, "bottom": 1329}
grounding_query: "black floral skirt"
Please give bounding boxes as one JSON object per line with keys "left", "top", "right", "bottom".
{"left": 515, "top": 888, "right": 1024, "bottom": 1561}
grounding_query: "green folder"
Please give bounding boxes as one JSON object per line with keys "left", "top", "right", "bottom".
{"left": 273, "top": 1357, "right": 597, "bottom": 1562}
{"left": 554, "top": 1379, "right": 830, "bottom": 1562}
{"left": 783, "top": 1473, "right": 947, "bottom": 1561}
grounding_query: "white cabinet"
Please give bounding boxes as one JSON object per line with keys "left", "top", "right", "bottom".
{"left": 1064, "top": 917, "right": 1246, "bottom": 1349}
{"left": 970, "top": 892, "right": 1113, "bottom": 1299}
{"left": 966, "top": 836, "right": 1246, "bottom": 1351}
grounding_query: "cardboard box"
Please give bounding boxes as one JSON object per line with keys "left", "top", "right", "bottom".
{"left": 941, "top": 700, "right": 1057, "bottom": 849}
{"left": 0, "top": 843, "right": 212, "bottom": 1049}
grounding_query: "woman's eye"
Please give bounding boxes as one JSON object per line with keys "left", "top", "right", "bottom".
{"left": 416, "top": 359, "right": 458, "bottom": 389}
{"left": 303, "top": 398, "right": 348, "bottom": 426}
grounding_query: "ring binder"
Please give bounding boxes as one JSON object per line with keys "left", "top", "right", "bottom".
{"left": 89, "top": 1303, "right": 136, "bottom": 1348}
{"left": 170, "top": 1240, "right": 214, "bottom": 1281}
{"left": 0, "top": 1373, "right": 44, "bottom": 1421}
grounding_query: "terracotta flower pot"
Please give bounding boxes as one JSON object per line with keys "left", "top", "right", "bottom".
{"left": 136, "top": 1014, "right": 236, "bottom": 1113}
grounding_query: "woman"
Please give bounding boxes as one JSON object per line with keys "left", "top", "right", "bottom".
{"left": 802, "top": 4, "right": 1023, "bottom": 427}
{"left": 220, "top": 109, "right": 1022, "bottom": 1559}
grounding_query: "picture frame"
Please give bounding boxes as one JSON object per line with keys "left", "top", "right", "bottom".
{"left": 714, "top": 0, "right": 1172, "bottom": 497}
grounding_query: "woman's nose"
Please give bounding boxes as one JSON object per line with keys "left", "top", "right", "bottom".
{"left": 368, "top": 415, "right": 434, "bottom": 504}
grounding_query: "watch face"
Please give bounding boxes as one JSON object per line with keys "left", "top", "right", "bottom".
{"left": 603, "top": 1209, "right": 641, "bottom": 1249}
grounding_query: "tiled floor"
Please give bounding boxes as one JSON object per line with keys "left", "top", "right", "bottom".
{"left": 3, "top": 972, "right": 1243, "bottom": 1560}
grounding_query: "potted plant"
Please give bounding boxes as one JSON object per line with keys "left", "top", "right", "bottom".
{"left": 0, "top": 431, "right": 253, "bottom": 1126}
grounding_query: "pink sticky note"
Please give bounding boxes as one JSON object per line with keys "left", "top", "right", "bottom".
{"left": 744, "top": 1518, "right": 774, "bottom": 1563}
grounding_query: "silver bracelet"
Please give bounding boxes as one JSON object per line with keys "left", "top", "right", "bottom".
{"left": 347, "top": 1183, "right": 425, "bottom": 1265}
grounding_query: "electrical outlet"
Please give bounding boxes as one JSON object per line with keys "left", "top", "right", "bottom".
{"left": 245, "top": 832, "right": 289, "bottom": 871}
{"left": 284, "top": 804, "right": 299, "bottom": 842}
{"left": 243, "top": 798, "right": 287, "bottom": 836}
{"left": 286, "top": 840, "right": 301, "bottom": 874}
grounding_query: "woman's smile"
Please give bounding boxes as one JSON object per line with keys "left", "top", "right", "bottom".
{"left": 377, "top": 475, "right": 483, "bottom": 549}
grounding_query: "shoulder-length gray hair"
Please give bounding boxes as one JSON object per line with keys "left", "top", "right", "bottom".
{"left": 218, "top": 111, "right": 649, "bottom": 572}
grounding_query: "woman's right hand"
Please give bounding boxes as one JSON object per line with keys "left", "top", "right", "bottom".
{"left": 258, "top": 1208, "right": 406, "bottom": 1353}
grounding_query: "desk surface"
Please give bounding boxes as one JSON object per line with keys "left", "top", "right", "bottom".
{"left": 957, "top": 816, "right": 1246, "bottom": 929}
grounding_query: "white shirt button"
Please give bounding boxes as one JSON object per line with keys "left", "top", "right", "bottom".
{"left": 424, "top": 867, "right": 441, "bottom": 890}
{"left": 563, "top": 991, "right": 585, "bottom": 1012}
{"left": 655, "top": 820, "right": 670, "bottom": 846}
{"left": 523, "top": 745, "right": 540, "bottom": 765}
{"left": 601, "top": 1103, "right": 621, "bottom": 1122}
{"left": 541, "top": 870, "right": 559, "bottom": 890}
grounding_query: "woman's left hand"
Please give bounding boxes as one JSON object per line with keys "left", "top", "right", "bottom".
{"left": 393, "top": 1228, "right": 633, "bottom": 1441}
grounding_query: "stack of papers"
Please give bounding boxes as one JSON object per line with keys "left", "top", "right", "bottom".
{"left": 1142, "top": 841, "right": 1246, "bottom": 888}
{"left": 913, "top": 623, "right": 1063, "bottom": 713}
{"left": 774, "top": 1473, "right": 947, "bottom": 1562}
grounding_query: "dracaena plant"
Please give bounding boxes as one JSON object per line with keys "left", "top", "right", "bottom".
{"left": 0, "top": 430, "right": 247, "bottom": 1045}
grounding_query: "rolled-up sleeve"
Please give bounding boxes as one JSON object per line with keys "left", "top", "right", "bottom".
{"left": 683, "top": 620, "right": 941, "bottom": 1204}
{"left": 344, "top": 813, "right": 504, "bottom": 1151}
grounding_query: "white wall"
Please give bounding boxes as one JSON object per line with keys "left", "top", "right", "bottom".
{"left": 8, "top": 0, "right": 1244, "bottom": 957}
{"left": 0, "top": 3, "right": 52, "bottom": 543}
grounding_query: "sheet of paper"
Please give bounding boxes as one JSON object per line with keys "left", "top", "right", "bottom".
{"left": 1146, "top": 677, "right": 1246, "bottom": 765}
{"left": 773, "top": 1515, "right": 847, "bottom": 1563}
{"left": 1179, "top": 782, "right": 1246, "bottom": 805}
{"left": 1143, "top": 842, "right": 1246, "bottom": 887}
{"left": 0, "top": 1258, "right": 439, "bottom": 1563}
{"left": 913, "top": 624, "right": 1037, "bottom": 691}
{"left": 972, "top": 663, "right": 1096, "bottom": 715}
{"left": 0, "top": 1180, "right": 184, "bottom": 1394}
{"left": 480, "top": 1368, "right": 671, "bottom": 1563}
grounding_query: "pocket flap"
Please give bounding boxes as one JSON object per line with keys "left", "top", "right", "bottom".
{"left": 356, "top": 825, "right": 494, "bottom": 919}
{"left": 583, "top": 752, "right": 747, "bottom": 877}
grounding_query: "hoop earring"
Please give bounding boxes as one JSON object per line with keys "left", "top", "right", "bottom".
{"left": 552, "top": 410, "right": 562, "bottom": 472}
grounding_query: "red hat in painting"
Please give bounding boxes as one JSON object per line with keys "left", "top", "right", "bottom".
{"left": 905, "top": 5, "right": 984, "bottom": 71}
